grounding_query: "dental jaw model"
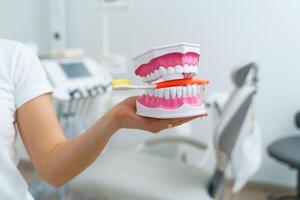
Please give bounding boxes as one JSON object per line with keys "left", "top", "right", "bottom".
{"left": 133, "top": 43, "right": 209, "bottom": 119}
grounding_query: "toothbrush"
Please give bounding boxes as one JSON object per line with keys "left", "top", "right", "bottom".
{"left": 112, "top": 78, "right": 209, "bottom": 90}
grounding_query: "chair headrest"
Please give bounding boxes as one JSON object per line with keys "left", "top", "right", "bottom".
{"left": 231, "top": 62, "right": 258, "bottom": 87}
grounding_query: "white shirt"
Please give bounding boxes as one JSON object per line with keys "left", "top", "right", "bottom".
{"left": 0, "top": 39, "right": 52, "bottom": 199}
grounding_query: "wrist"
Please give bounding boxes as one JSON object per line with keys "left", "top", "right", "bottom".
{"left": 102, "top": 107, "right": 121, "bottom": 135}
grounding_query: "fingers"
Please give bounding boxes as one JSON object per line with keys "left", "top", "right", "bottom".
{"left": 149, "top": 120, "right": 181, "bottom": 133}
{"left": 118, "top": 96, "right": 207, "bottom": 133}
{"left": 172, "top": 119, "right": 191, "bottom": 126}
{"left": 157, "top": 114, "right": 205, "bottom": 132}
{"left": 133, "top": 115, "right": 201, "bottom": 134}
{"left": 164, "top": 119, "right": 188, "bottom": 129}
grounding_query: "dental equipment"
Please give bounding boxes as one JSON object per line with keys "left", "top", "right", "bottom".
{"left": 49, "top": 0, "right": 67, "bottom": 51}
{"left": 113, "top": 43, "right": 209, "bottom": 119}
{"left": 43, "top": 57, "right": 112, "bottom": 135}
{"left": 97, "top": 0, "right": 130, "bottom": 75}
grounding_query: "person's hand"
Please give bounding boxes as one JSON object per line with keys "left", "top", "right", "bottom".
{"left": 109, "top": 96, "right": 204, "bottom": 133}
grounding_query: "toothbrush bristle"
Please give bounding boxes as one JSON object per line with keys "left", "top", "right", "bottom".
{"left": 111, "top": 79, "right": 131, "bottom": 87}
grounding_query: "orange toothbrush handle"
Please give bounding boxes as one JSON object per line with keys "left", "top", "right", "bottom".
{"left": 156, "top": 78, "right": 209, "bottom": 89}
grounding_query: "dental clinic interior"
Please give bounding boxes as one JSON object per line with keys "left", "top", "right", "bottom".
{"left": 1, "top": 0, "right": 300, "bottom": 200}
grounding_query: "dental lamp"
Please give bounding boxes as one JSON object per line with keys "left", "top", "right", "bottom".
{"left": 231, "top": 62, "right": 258, "bottom": 88}
{"left": 97, "top": 0, "right": 131, "bottom": 75}
{"left": 49, "top": 0, "right": 67, "bottom": 51}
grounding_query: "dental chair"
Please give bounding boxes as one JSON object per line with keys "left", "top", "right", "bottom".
{"left": 73, "top": 62, "right": 258, "bottom": 200}
{"left": 267, "top": 111, "right": 300, "bottom": 200}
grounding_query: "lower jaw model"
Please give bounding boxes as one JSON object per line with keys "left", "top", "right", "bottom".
{"left": 133, "top": 43, "right": 209, "bottom": 119}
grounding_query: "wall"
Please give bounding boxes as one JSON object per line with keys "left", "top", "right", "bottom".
{"left": 1, "top": 0, "right": 300, "bottom": 187}
{"left": 0, "top": 0, "right": 50, "bottom": 55}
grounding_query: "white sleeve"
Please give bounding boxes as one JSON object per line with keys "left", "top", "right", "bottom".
{"left": 13, "top": 43, "right": 53, "bottom": 109}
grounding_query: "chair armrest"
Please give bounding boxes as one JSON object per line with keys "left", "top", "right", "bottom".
{"left": 135, "top": 135, "right": 207, "bottom": 152}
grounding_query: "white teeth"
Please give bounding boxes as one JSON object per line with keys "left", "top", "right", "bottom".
{"left": 189, "top": 65, "right": 193, "bottom": 73}
{"left": 154, "top": 69, "right": 160, "bottom": 79}
{"left": 158, "top": 89, "right": 164, "bottom": 98}
{"left": 159, "top": 66, "right": 167, "bottom": 76}
{"left": 146, "top": 74, "right": 151, "bottom": 82}
{"left": 192, "top": 85, "right": 197, "bottom": 95}
{"left": 144, "top": 89, "right": 149, "bottom": 95}
{"left": 176, "top": 86, "right": 182, "bottom": 97}
{"left": 182, "top": 86, "right": 187, "bottom": 96}
{"left": 189, "top": 65, "right": 194, "bottom": 73}
{"left": 167, "top": 67, "right": 175, "bottom": 75}
{"left": 161, "top": 74, "right": 184, "bottom": 81}
{"left": 146, "top": 85, "right": 199, "bottom": 98}
{"left": 144, "top": 64, "right": 199, "bottom": 84}
{"left": 170, "top": 87, "right": 177, "bottom": 98}
{"left": 164, "top": 88, "right": 170, "bottom": 99}
{"left": 183, "top": 64, "right": 190, "bottom": 73}
{"left": 190, "top": 65, "right": 195, "bottom": 73}
{"left": 151, "top": 73, "right": 155, "bottom": 81}
{"left": 154, "top": 89, "right": 159, "bottom": 97}
{"left": 149, "top": 73, "right": 152, "bottom": 81}
{"left": 175, "top": 65, "right": 183, "bottom": 73}
{"left": 194, "top": 65, "right": 198, "bottom": 74}
{"left": 149, "top": 89, "right": 154, "bottom": 96}
{"left": 187, "top": 85, "right": 193, "bottom": 97}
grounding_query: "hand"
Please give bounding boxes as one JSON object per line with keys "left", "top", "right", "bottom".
{"left": 109, "top": 96, "right": 203, "bottom": 133}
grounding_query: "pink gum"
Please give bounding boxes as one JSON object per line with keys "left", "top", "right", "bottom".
{"left": 135, "top": 52, "right": 200, "bottom": 77}
{"left": 137, "top": 95, "right": 203, "bottom": 109}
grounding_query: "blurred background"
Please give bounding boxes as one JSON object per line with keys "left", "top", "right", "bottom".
{"left": 1, "top": 0, "right": 300, "bottom": 200}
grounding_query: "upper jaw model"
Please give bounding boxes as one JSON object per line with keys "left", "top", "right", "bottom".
{"left": 133, "top": 43, "right": 208, "bottom": 119}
